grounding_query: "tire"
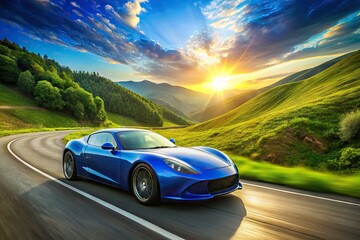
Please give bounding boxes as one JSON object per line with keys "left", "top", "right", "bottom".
{"left": 63, "top": 151, "right": 77, "bottom": 180}
{"left": 131, "top": 163, "right": 159, "bottom": 205}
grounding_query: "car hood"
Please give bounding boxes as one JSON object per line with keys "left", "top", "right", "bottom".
{"left": 146, "top": 147, "right": 229, "bottom": 170}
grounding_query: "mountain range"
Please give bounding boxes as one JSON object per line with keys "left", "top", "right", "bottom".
{"left": 116, "top": 80, "right": 242, "bottom": 117}
{"left": 117, "top": 52, "right": 352, "bottom": 122}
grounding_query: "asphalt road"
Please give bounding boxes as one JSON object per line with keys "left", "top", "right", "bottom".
{"left": 1, "top": 131, "right": 359, "bottom": 240}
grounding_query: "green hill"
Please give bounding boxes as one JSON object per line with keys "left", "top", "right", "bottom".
{"left": 191, "top": 52, "right": 352, "bottom": 122}
{"left": 73, "top": 73, "right": 190, "bottom": 126}
{"left": 269, "top": 52, "right": 352, "bottom": 88}
{"left": 117, "top": 80, "right": 209, "bottom": 116}
{"left": 0, "top": 83, "right": 81, "bottom": 131}
{"left": 0, "top": 39, "right": 189, "bottom": 127}
{"left": 159, "top": 50, "right": 360, "bottom": 169}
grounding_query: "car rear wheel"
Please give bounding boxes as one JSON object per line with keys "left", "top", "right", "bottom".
{"left": 63, "top": 151, "right": 77, "bottom": 180}
{"left": 131, "top": 163, "right": 159, "bottom": 205}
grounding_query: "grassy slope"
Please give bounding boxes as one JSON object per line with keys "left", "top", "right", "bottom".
{"left": 191, "top": 52, "right": 352, "bottom": 122}
{"left": 107, "top": 112, "right": 143, "bottom": 126}
{"left": 107, "top": 112, "right": 180, "bottom": 127}
{"left": 191, "top": 89, "right": 264, "bottom": 121}
{"left": 0, "top": 83, "right": 179, "bottom": 135}
{"left": 0, "top": 84, "right": 36, "bottom": 106}
{"left": 0, "top": 83, "right": 81, "bottom": 131}
{"left": 156, "top": 50, "right": 360, "bottom": 168}
{"left": 196, "top": 50, "right": 360, "bottom": 129}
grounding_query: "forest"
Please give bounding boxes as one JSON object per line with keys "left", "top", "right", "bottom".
{"left": 0, "top": 39, "right": 189, "bottom": 126}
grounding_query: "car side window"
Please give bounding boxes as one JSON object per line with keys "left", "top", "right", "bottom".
{"left": 88, "top": 133, "right": 117, "bottom": 148}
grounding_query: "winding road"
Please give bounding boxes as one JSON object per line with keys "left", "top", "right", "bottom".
{"left": 1, "top": 131, "right": 359, "bottom": 239}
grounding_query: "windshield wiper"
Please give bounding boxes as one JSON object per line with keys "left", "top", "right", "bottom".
{"left": 131, "top": 146, "right": 176, "bottom": 150}
{"left": 150, "top": 146, "right": 176, "bottom": 149}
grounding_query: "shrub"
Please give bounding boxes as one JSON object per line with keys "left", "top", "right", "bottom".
{"left": 34, "top": 80, "right": 64, "bottom": 110}
{"left": 17, "top": 70, "right": 35, "bottom": 94}
{"left": 327, "top": 147, "right": 360, "bottom": 170}
{"left": 339, "top": 110, "right": 360, "bottom": 141}
{"left": 339, "top": 147, "right": 360, "bottom": 168}
{"left": 94, "top": 96, "right": 107, "bottom": 123}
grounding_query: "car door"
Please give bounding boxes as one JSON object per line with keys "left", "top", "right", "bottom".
{"left": 84, "top": 132, "right": 121, "bottom": 185}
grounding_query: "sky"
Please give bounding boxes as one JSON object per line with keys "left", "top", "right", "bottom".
{"left": 0, "top": 0, "right": 359, "bottom": 93}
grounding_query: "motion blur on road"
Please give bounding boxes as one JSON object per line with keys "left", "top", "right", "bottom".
{"left": 1, "top": 131, "right": 359, "bottom": 240}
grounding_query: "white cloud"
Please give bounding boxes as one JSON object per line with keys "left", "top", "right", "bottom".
{"left": 123, "top": 0, "right": 148, "bottom": 28}
{"left": 104, "top": 4, "right": 113, "bottom": 11}
{"left": 70, "top": 1, "right": 80, "bottom": 8}
{"left": 72, "top": 9, "right": 83, "bottom": 17}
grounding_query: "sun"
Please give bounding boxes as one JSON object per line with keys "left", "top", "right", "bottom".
{"left": 211, "top": 76, "right": 227, "bottom": 92}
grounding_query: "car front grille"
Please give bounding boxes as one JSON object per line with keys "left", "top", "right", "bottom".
{"left": 208, "top": 174, "right": 238, "bottom": 194}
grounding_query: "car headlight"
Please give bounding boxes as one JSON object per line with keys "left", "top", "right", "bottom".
{"left": 163, "top": 158, "right": 199, "bottom": 174}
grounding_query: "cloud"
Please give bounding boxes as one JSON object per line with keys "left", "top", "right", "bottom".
{"left": 104, "top": 1, "right": 148, "bottom": 29}
{"left": 0, "top": 0, "right": 138, "bottom": 65}
{"left": 0, "top": 0, "right": 194, "bottom": 83}
{"left": 0, "top": 0, "right": 359, "bottom": 87}
{"left": 200, "top": 0, "right": 360, "bottom": 73}
{"left": 285, "top": 12, "right": 360, "bottom": 59}
{"left": 124, "top": 0, "right": 148, "bottom": 28}
{"left": 70, "top": 1, "right": 80, "bottom": 8}
{"left": 72, "top": 9, "right": 83, "bottom": 17}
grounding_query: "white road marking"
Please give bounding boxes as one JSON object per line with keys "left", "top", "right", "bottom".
{"left": 7, "top": 138, "right": 184, "bottom": 240}
{"left": 243, "top": 182, "right": 360, "bottom": 207}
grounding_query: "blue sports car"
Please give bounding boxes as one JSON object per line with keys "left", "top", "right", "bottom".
{"left": 63, "top": 128, "right": 242, "bottom": 205}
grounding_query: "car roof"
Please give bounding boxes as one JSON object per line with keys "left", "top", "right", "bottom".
{"left": 92, "top": 128, "right": 150, "bottom": 134}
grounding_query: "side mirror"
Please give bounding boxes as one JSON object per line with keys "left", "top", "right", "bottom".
{"left": 169, "top": 138, "right": 176, "bottom": 144}
{"left": 101, "top": 142, "right": 115, "bottom": 150}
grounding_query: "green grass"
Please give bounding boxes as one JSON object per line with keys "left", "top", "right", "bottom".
{"left": 107, "top": 112, "right": 142, "bottom": 126}
{"left": 231, "top": 155, "right": 360, "bottom": 198}
{"left": 108, "top": 111, "right": 180, "bottom": 127}
{"left": 0, "top": 82, "right": 82, "bottom": 131}
{"left": 8, "top": 108, "right": 80, "bottom": 128}
{"left": 0, "top": 127, "right": 87, "bottom": 138}
{"left": 195, "top": 50, "right": 360, "bottom": 130}
{"left": 0, "top": 108, "right": 81, "bottom": 131}
{"left": 62, "top": 129, "right": 95, "bottom": 143}
{"left": 162, "top": 119, "right": 180, "bottom": 127}
{"left": 0, "top": 84, "right": 36, "bottom": 106}
{"left": 63, "top": 129, "right": 360, "bottom": 198}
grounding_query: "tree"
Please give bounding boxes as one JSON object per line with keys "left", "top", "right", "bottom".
{"left": 17, "top": 70, "right": 35, "bottom": 94}
{"left": 0, "top": 45, "right": 10, "bottom": 56}
{"left": 94, "top": 96, "right": 107, "bottom": 122}
{"left": 34, "top": 80, "right": 64, "bottom": 110}
{"left": 0, "top": 54, "right": 20, "bottom": 83}
{"left": 62, "top": 87, "right": 85, "bottom": 119}
{"left": 63, "top": 87, "right": 106, "bottom": 122}
{"left": 36, "top": 70, "right": 65, "bottom": 89}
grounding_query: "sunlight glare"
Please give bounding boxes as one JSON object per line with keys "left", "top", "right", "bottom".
{"left": 211, "top": 76, "right": 227, "bottom": 92}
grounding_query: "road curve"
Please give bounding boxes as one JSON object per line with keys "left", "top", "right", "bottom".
{"left": 1, "top": 131, "right": 360, "bottom": 239}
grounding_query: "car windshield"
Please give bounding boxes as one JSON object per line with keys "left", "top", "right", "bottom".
{"left": 117, "top": 131, "right": 176, "bottom": 150}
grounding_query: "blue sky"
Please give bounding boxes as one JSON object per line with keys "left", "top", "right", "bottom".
{"left": 0, "top": 0, "right": 359, "bottom": 93}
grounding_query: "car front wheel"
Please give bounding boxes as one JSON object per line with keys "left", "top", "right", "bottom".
{"left": 131, "top": 163, "right": 159, "bottom": 205}
{"left": 63, "top": 151, "right": 77, "bottom": 180}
